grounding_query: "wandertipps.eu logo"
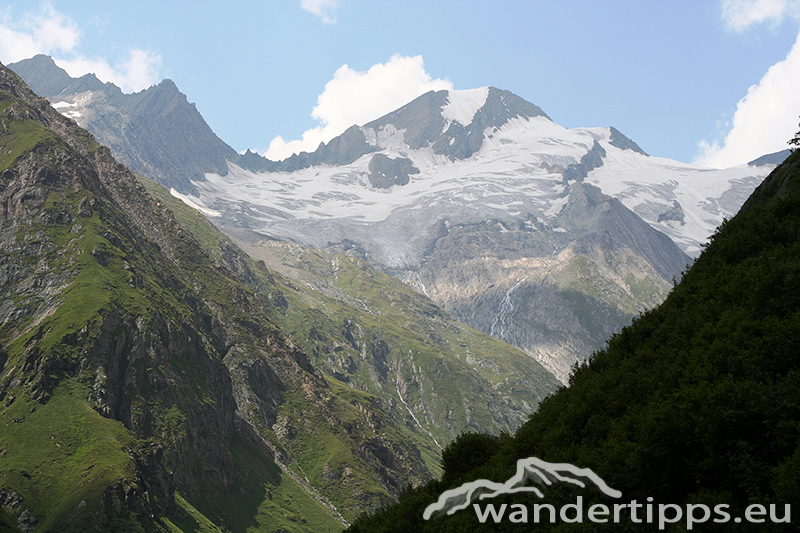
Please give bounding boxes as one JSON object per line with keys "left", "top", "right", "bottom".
{"left": 423, "top": 457, "right": 793, "bottom": 529}
{"left": 423, "top": 457, "right": 621, "bottom": 520}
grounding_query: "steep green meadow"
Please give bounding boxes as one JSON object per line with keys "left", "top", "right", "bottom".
{"left": 0, "top": 63, "right": 558, "bottom": 531}
{"left": 139, "top": 177, "right": 559, "bottom": 476}
{"left": 1, "top": 64, "right": 419, "bottom": 531}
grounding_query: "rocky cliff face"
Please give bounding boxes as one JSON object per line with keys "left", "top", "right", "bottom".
{"left": 213, "top": 231, "right": 560, "bottom": 452}
{"left": 406, "top": 181, "right": 688, "bottom": 381}
{"left": 0, "top": 64, "right": 228, "bottom": 527}
{"left": 8, "top": 55, "right": 239, "bottom": 193}
{"left": 0, "top": 63, "right": 434, "bottom": 531}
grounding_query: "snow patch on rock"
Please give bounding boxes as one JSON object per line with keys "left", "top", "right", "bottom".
{"left": 442, "top": 87, "right": 490, "bottom": 126}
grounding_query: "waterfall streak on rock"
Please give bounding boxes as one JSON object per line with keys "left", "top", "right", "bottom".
{"left": 490, "top": 278, "right": 525, "bottom": 338}
{"left": 396, "top": 382, "right": 442, "bottom": 450}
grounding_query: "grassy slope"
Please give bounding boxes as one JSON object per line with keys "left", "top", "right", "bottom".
{"left": 345, "top": 151, "right": 800, "bottom": 532}
{"left": 0, "top": 509, "right": 21, "bottom": 533}
{"left": 162, "top": 434, "right": 343, "bottom": 533}
{"left": 0, "top": 83, "right": 349, "bottom": 532}
{"left": 0, "top": 380, "right": 135, "bottom": 531}
{"left": 1, "top": 88, "right": 145, "bottom": 530}
{"left": 250, "top": 241, "right": 557, "bottom": 443}
{"left": 140, "top": 179, "right": 559, "bottom": 469}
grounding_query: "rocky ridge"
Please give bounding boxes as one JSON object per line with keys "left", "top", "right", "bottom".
{"left": 8, "top": 57, "right": 776, "bottom": 381}
{"left": 0, "top": 62, "right": 434, "bottom": 531}
{"left": 8, "top": 55, "right": 239, "bottom": 193}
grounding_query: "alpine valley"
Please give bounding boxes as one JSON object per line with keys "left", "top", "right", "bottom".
{"left": 0, "top": 59, "right": 561, "bottom": 532}
{"left": 0, "top": 53, "right": 790, "bottom": 533}
{"left": 9, "top": 55, "right": 783, "bottom": 382}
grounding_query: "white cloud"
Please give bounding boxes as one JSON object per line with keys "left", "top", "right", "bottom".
{"left": 55, "top": 49, "right": 162, "bottom": 93}
{"left": 721, "top": 0, "right": 796, "bottom": 30}
{"left": 301, "top": 0, "right": 340, "bottom": 24}
{"left": 0, "top": 3, "right": 161, "bottom": 93}
{"left": 264, "top": 55, "right": 453, "bottom": 161}
{"left": 0, "top": 3, "right": 80, "bottom": 62}
{"left": 695, "top": 29, "right": 800, "bottom": 168}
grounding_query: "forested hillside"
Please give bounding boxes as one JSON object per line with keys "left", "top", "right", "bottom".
{"left": 348, "top": 149, "right": 800, "bottom": 531}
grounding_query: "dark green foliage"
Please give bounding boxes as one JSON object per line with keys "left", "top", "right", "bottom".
{"left": 439, "top": 433, "right": 507, "bottom": 486}
{"left": 0, "top": 507, "right": 22, "bottom": 533}
{"left": 789, "top": 116, "right": 800, "bottom": 152}
{"left": 347, "top": 151, "right": 800, "bottom": 531}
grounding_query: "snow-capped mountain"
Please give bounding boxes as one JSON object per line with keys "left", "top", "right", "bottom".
{"left": 175, "top": 87, "right": 776, "bottom": 381}
{"left": 190, "top": 87, "right": 770, "bottom": 260}
{"left": 11, "top": 55, "right": 775, "bottom": 381}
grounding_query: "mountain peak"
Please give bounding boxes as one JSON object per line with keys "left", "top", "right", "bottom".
{"left": 153, "top": 78, "right": 179, "bottom": 92}
{"left": 608, "top": 126, "right": 648, "bottom": 155}
{"left": 479, "top": 86, "right": 551, "bottom": 123}
{"left": 8, "top": 57, "right": 239, "bottom": 193}
{"left": 747, "top": 148, "right": 792, "bottom": 167}
{"left": 6, "top": 54, "right": 76, "bottom": 97}
{"left": 360, "top": 86, "right": 551, "bottom": 161}
{"left": 441, "top": 86, "right": 490, "bottom": 126}
{"left": 236, "top": 86, "right": 555, "bottom": 173}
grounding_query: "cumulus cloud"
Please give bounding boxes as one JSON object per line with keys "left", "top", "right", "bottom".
{"left": 264, "top": 54, "right": 453, "bottom": 161}
{"left": 721, "top": 0, "right": 798, "bottom": 30}
{"left": 301, "top": 0, "right": 340, "bottom": 24}
{"left": 0, "top": 3, "right": 80, "bottom": 62}
{"left": 56, "top": 49, "right": 162, "bottom": 93}
{"left": 695, "top": 29, "right": 800, "bottom": 168}
{"left": 694, "top": 0, "right": 800, "bottom": 167}
{"left": 0, "top": 3, "right": 161, "bottom": 93}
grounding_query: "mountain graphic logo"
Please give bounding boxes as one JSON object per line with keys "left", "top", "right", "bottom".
{"left": 423, "top": 457, "right": 622, "bottom": 520}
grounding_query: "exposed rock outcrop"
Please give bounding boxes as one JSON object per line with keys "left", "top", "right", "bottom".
{"left": 8, "top": 55, "right": 239, "bottom": 193}
{"left": 406, "top": 182, "right": 689, "bottom": 382}
{"left": 0, "top": 62, "right": 431, "bottom": 530}
{"left": 368, "top": 154, "right": 419, "bottom": 188}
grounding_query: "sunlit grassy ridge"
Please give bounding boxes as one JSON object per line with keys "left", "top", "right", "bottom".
{"left": 0, "top": 91, "right": 204, "bottom": 530}
{"left": 1, "top": 72, "right": 359, "bottom": 532}
{"left": 0, "top": 380, "right": 135, "bottom": 531}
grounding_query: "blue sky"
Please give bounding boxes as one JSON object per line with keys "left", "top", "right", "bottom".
{"left": 1, "top": 0, "right": 800, "bottom": 167}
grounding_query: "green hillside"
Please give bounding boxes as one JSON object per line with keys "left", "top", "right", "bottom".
{"left": 0, "top": 62, "right": 559, "bottom": 532}
{"left": 139, "top": 173, "right": 560, "bottom": 478}
{"left": 347, "top": 150, "right": 800, "bottom": 531}
{"left": 0, "top": 64, "right": 417, "bottom": 531}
